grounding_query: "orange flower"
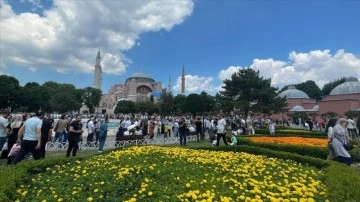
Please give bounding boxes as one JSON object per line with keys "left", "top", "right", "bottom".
{"left": 247, "top": 137, "right": 327, "bottom": 147}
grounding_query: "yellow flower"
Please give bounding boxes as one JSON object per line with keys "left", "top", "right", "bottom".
{"left": 148, "top": 191, "right": 153, "bottom": 196}
{"left": 87, "top": 197, "right": 93, "bottom": 201}
{"left": 186, "top": 183, "right": 191, "bottom": 188}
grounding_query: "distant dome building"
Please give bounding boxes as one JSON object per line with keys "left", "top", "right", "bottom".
{"left": 330, "top": 78, "right": 360, "bottom": 95}
{"left": 272, "top": 78, "right": 360, "bottom": 123}
{"left": 98, "top": 71, "right": 163, "bottom": 114}
{"left": 279, "top": 86, "right": 310, "bottom": 99}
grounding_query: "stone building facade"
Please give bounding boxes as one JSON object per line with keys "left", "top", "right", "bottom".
{"left": 98, "top": 72, "right": 162, "bottom": 114}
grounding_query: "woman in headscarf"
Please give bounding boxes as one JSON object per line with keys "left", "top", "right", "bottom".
{"left": 7, "top": 114, "right": 23, "bottom": 165}
{"left": 331, "top": 118, "right": 352, "bottom": 166}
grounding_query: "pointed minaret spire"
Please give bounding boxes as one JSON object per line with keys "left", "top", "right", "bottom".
{"left": 94, "top": 49, "right": 102, "bottom": 90}
{"left": 181, "top": 65, "right": 185, "bottom": 95}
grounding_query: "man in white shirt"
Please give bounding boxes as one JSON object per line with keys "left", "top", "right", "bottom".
{"left": 86, "top": 117, "right": 95, "bottom": 143}
{"left": 12, "top": 111, "right": 43, "bottom": 164}
{"left": 347, "top": 118, "right": 358, "bottom": 138}
{"left": 216, "top": 114, "right": 228, "bottom": 146}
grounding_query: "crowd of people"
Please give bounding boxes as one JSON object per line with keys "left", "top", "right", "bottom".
{"left": 1, "top": 110, "right": 358, "bottom": 167}
{"left": 0, "top": 111, "right": 110, "bottom": 166}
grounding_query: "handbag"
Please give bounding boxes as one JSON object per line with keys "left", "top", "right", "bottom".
{"left": 335, "top": 136, "right": 354, "bottom": 151}
{"left": 8, "top": 144, "right": 21, "bottom": 157}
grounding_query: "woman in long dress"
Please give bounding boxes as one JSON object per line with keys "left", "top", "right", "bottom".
{"left": 331, "top": 118, "right": 352, "bottom": 166}
{"left": 7, "top": 114, "right": 23, "bottom": 165}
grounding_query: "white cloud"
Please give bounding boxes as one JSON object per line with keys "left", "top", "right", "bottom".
{"left": 0, "top": 0, "right": 194, "bottom": 75}
{"left": 218, "top": 66, "right": 242, "bottom": 81}
{"left": 173, "top": 75, "right": 215, "bottom": 94}
{"left": 220, "top": 49, "right": 360, "bottom": 89}
{"left": 28, "top": 67, "right": 37, "bottom": 72}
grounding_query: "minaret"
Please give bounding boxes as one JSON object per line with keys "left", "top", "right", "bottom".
{"left": 168, "top": 75, "right": 172, "bottom": 93}
{"left": 181, "top": 65, "right": 185, "bottom": 95}
{"left": 94, "top": 49, "right": 102, "bottom": 90}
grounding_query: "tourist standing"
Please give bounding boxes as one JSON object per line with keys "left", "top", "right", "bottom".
{"left": 86, "top": 116, "right": 95, "bottom": 144}
{"left": 325, "top": 118, "right": 337, "bottom": 160}
{"left": 347, "top": 117, "right": 358, "bottom": 139}
{"left": 195, "top": 117, "right": 203, "bottom": 142}
{"left": 178, "top": 118, "right": 187, "bottom": 146}
{"left": 216, "top": 115, "right": 228, "bottom": 146}
{"left": 40, "top": 114, "right": 53, "bottom": 159}
{"left": 98, "top": 118, "right": 108, "bottom": 152}
{"left": 11, "top": 111, "right": 44, "bottom": 165}
{"left": 53, "top": 114, "right": 67, "bottom": 143}
{"left": 66, "top": 115, "right": 83, "bottom": 157}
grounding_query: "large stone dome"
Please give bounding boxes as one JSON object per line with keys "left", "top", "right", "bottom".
{"left": 330, "top": 78, "right": 360, "bottom": 95}
{"left": 126, "top": 72, "right": 155, "bottom": 83}
{"left": 279, "top": 86, "right": 309, "bottom": 99}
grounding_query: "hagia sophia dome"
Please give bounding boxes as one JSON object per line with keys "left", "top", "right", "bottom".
{"left": 126, "top": 72, "right": 155, "bottom": 83}
{"left": 330, "top": 77, "right": 360, "bottom": 95}
{"left": 278, "top": 86, "right": 310, "bottom": 99}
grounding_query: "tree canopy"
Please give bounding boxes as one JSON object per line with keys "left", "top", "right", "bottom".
{"left": 220, "top": 68, "right": 287, "bottom": 118}
{"left": 81, "top": 87, "right": 102, "bottom": 114}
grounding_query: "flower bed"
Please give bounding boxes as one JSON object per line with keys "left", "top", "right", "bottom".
{"left": 247, "top": 137, "right": 328, "bottom": 147}
{"left": 13, "top": 146, "right": 328, "bottom": 201}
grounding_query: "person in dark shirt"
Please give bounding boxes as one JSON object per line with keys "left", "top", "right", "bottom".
{"left": 40, "top": 114, "right": 53, "bottom": 159}
{"left": 194, "top": 117, "right": 203, "bottom": 142}
{"left": 178, "top": 118, "right": 187, "bottom": 146}
{"left": 66, "top": 115, "right": 83, "bottom": 157}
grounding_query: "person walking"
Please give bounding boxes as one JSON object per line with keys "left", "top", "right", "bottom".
{"left": 53, "top": 114, "right": 68, "bottom": 144}
{"left": 0, "top": 111, "right": 10, "bottom": 151}
{"left": 331, "top": 118, "right": 352, "bottom": 166}
{"left": 40, "top": 114, "right": 53, "bottom": 159}
{"left": 325, "top": 118, "right": 337, "bottom": 160}
{"left": 11, "top": 111, "right": 44, "bottom": 165}
{"left": 216, "top": 115, "right": 228, "bottom": 146}
{"left": 98, "top": 118, "right": 109, "bottom": 152}
{"left": 66, "top": 115, "right": 83, "bottom": 157}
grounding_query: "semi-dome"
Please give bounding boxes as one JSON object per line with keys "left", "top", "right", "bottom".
{"left": 278, "top": 86, "right": 309, "bottom": 99}
{"left": 126, "top": 72, "right": 155, "bottom": 83}
{"left": 290, "top": 105, "right": 306, "bottom": 112}
{"left": 330, "top": 79, "right": 360, "bottom": 95}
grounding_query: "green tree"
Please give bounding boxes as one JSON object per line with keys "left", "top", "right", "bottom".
{"left": 81, "top": 87, "right": 102, "bottom": 114}
{"left": 200, "top": 91, "right": 216, "bottom": 113}
{"left": 173, "top": 94, "right": 187, "bottom": 115}
{"left": 135, "top": 101, "right": 159, "bottom": 115}
{"left": 115, "top": 100, "right": 136, "bottom": 114}
{"left": 50, "top": 84, "right": 82, "bottom": 113}
{"left": 158, "top": 89, "right": 173, "bottom": 115}
{"left": 183, "top": 93, "right": 203, "bottom": 116}
{"left": 296, "top": 80, "right": 322, "bottom": 100}
{"left": 279, "top": 80, "right": 322, "bottom": 100}
{"left": 20, "top": 82, "right": 48, "bottom": 112}
{"left": 220, "top": 68, "right": 287, "bottom": 118}
{"left": 0, "top": 75, "right": 21, "bottom": 111}
{"left": 322, "top": 77, "right": 347, "bottom": 96}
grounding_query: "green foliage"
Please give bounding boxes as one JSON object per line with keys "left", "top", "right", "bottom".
{"left": 173, "top": 94, "right": 187, "bottom": 115}
{"left": 158, "top": 89, "right": 173, "bottom": 115}
{"left": 183, "top": 93, "right": 203, "bottom": 116}
{"left": 220, "top": 68, "right": 287, "bottom": 118}
{"left": 135, "top": 101, "right": 159, "bottom": 115}
{"left": 81, "top": 87, "right": 102, "bottom": 114}
{"left": 115, "top": 100, "right": 136, "bottom": 114}
{"left": 0, "top": 75, "right": 21, "bottom": 110}
{"left": 322, "top": 77, "right": 347, "bottom": 96}
{"left": 280, "top": 80, "right": 322, "bottom": 100}
{"left": 200, "top": 91, "right": 216, "bottom": 112}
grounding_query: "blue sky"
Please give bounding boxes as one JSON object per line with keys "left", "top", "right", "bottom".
{"left": 1, "top": 0, "right": 359, "bottom": 95}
